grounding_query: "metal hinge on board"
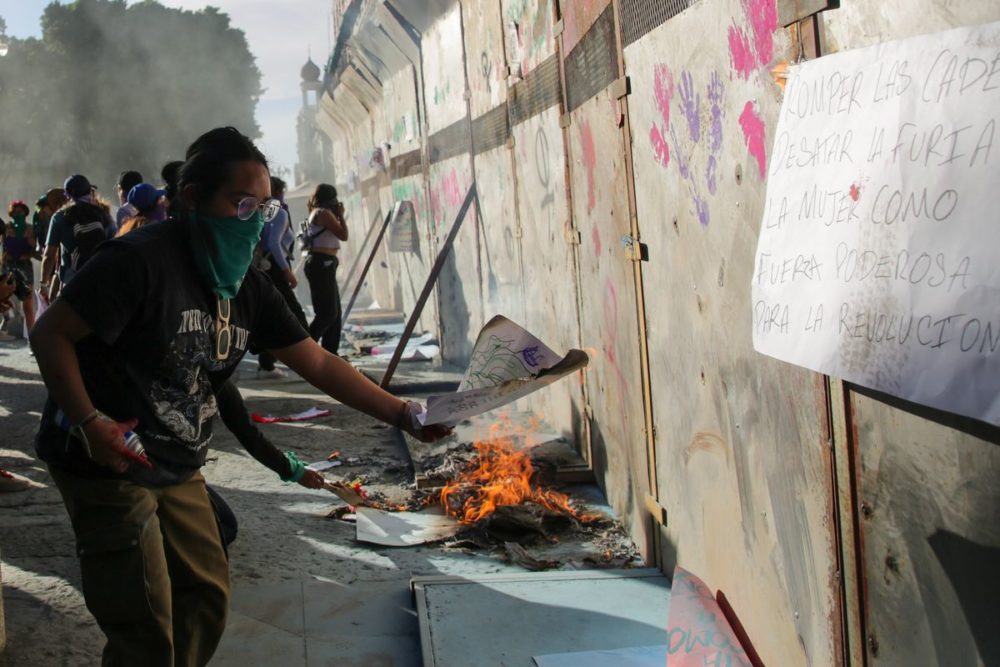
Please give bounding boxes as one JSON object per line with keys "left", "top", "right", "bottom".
{"left": 611, "top": 76, "right": 630, "bottom": 100}
{"left": 645, "top": 495, "right": 668, "bottom": 527}
{"left": 564, "top": 227, "right": 581, "bottom": 245}
{"left": 621, "top": 234, "right": 648, "bottom": 262}
{"left": 553, "top": 19, "right": 564, "bottom": 38}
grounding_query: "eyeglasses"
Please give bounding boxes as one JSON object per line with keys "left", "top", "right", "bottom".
{"left": 215, "top": 297, "right": 232, "bottom": 361}
{"left": 237, "top": 197, "right": 281, "bottom": 222}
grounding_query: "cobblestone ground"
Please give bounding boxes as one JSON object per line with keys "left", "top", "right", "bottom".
{"left": 0, "top": 336, "right": 519, "bottom": 666}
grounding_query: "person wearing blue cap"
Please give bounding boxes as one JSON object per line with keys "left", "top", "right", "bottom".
{"left": 117, "top": 182, "right": 167, "bottom": 237}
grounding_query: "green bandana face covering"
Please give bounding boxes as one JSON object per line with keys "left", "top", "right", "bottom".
{"left": 190, "top": 211, "right": 264, "bottom": 299}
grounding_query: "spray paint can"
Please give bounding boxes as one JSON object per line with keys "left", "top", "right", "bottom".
{"left": 122, "top": 431, "right": 148, "bottom": 465}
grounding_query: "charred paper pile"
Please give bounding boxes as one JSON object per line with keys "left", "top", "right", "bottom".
{"left": 319, "top": 412, "right": 640, "bottom": 571}
{"left": 322, "top": 316, "right": 641, "bottom": 570}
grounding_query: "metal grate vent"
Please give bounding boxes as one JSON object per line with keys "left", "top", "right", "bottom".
{"left": 428, "top": 117, "right": 471, "bottom": 165}
{"left": 472, "top": 103, "right": 511, "bottom": 155}
{"left": 390, "top": 148, "right": 423, "bottom": 179}
{"left": 564, "top": 4, "right": 619, "bottom": 113}
{"left": 619, "top": 0, "right": 702, "bottom": 47}
{"left": 508, "top": 54, "right": 563, "bottom": 126}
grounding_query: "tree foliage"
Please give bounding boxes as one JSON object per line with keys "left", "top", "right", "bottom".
{"left": 0, "top": 0, "right": 262, "bottom": 200}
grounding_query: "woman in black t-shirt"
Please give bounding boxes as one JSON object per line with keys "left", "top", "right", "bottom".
{"left": 30, "top": 127, "right": 449, "bottom": 666}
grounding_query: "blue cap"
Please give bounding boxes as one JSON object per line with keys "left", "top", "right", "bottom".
{"left": 127, "top": 183, "right": 166, "bottom": 213}
{"left": 64, "top": 174, "right": 93, "bottom": 198}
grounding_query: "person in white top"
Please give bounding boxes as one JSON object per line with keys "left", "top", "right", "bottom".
{"left": 302, "top": 183, "right": 348, "bottom": 355}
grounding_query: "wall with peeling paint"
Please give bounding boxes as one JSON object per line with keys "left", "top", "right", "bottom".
{"left": 309, "top": 1, "right": 1000, "bottom": 663}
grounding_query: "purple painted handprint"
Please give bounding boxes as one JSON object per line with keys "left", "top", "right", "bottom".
{"left": 705, "top": 72, "right": 725, "bottom": 195}
{"left": 677, "top": 71, "right": 701, "bottom": 143}
{"left": 670, "top": 125, "right": 690, "bottom": 180}
{"left": 707, "top": 71, "right": 724, "bottom": 153}
{"left": 649, "top": 66, "right": 726, "bottom": 227}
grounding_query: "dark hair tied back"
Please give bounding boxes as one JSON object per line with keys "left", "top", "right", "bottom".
{"left": 308, "top": 183, "right": 338, "bottom": 212}
{"left": 178, "top": 127, "right": 268, "bottom": 210}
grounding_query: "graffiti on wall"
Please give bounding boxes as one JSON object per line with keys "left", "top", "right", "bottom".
{"left": 730, "top": 0, "right": 780, "bottom": 178}
{"left": 728, "top": 0, "right": 779, "bottom": 80}
{"left": 505, "top": 0, "right": 554, "bottom": 72}
{"left": 649, "top": 64, "right": 726, "bottom": 226}
{"left": 428, "top": 167, "right": 473, "bottom": 229}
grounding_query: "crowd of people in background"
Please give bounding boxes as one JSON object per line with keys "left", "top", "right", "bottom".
{"left": 0, "top": 152, "right": 354, "bottom": 498}
{"left": 0, "top": 126, "right": 443, "bottom": 665}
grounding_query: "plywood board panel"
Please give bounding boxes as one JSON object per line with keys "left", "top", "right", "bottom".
{"left": 472, "top": 146, "right": 524, "bottom": 326}
{"left": 428, "top": 155, "right": 482, "bottom": 362}
{"left": 384, "top": 65, "right": 422, "bottom": 156}
{"left": 512, "top": 106, "right": 586, "bottom": 441}
{"left": 560, "top": 0, "right": 612, "bottom": 54}
{"left": 388, "top": 176, "right": 440, "bottom": 334}
{"left": 623, "top": 0, "right": 840, "bottom": 664}
{"left": 413, "top": 569, "right": 670, "bottom": 667}
{"left": 851, "top": 393, "right": 1000, "bottom": 666}
{"left": 422, "top": 4, "right": 468, "bottom": 134}
{"left": 361, "top": 175, "right": 394, "bottom": 310}
{"left": 821, "top": 4, "right": 1000, "bottom": 665}
{"left": 568, "top": 88, "right": 649, "bottom": 552}
{"left": 461, "top": 0, "right": 508, "bottom": 118}
{"left": 502, "top": 0, "right": 558, "bottom": 75}
{"left": 821, "top": 0, "right": 1000, "bottom": 53}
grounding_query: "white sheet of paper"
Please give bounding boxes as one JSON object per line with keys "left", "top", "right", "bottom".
{"left": 306, "top": 460, "right": 342, "bottom": 472}
{"left": 753, "top": 21, "right": 1000, "bottom": 425}
{"left": 355, "top": 507, "right": 459, "bottom": 547}
{"left": 422, "top": 316, "right": 589, "bottom": 426}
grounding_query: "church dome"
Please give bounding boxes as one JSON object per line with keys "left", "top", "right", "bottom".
{"left": 300, "top": 57, "right": 321, "bottom": 83}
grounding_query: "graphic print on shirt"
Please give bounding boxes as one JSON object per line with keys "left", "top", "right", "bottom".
{"left": 149, "top": 308, "right": 250, "bottom": 450}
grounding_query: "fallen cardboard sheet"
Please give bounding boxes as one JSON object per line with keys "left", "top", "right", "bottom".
{"left": 665, "top": 567, "right": 751, "bottom": 666}
{"left": 251, "top": 407, "right": 331, "bottom": 424}
{"left": 420, "top": 316, "right": 589, "bottom": 426}
{"left": 534, "top": 645, "right": 667, "bottom": 667}
{"left": 413, "top": 569, "right": 669, "bottom": 667}
{"left": 356, "top": 507, "right": 459, "bottom": 547}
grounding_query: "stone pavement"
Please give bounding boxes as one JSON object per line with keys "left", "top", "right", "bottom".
{"left": 0, "top": 337, "right": 531, "bottom": 666}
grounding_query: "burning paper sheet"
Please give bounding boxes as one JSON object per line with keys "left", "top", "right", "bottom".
{"left": 666, "top": 567, "right": 752, "bottom": 667}
{"left": 355, "top": 506, "right": 459, "bottom": 547}
{"left": 420, "top": 316, "right": 589, "bottom": 426}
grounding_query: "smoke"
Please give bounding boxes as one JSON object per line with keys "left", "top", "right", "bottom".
{"left": 0, "top": 1, "right": 262, "bottom": 207}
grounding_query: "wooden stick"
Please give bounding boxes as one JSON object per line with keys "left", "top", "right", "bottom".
{"left": 380, "top": 183, "right": 478, "bottom": 389}
{"left": 342, "top": 208, "right": 394, "bottom": 324}
{"left": 340, "top": 208, "right": 384, "bottom": 310}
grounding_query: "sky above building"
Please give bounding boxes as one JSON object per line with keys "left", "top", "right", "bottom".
{"left": 1, "top": 0, "right": 332, "bottom": 184}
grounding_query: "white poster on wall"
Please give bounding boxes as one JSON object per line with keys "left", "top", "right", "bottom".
{"left": 753, "top": 21, "right": 1000, "bottom": 425}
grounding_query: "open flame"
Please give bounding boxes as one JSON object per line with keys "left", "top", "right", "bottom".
{"left": 437, "top": 418, "right": 593, "bottom": 524}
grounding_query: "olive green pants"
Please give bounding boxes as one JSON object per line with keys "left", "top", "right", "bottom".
{"left": 50, "top": 468, "right": 230, "bottom": 667}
